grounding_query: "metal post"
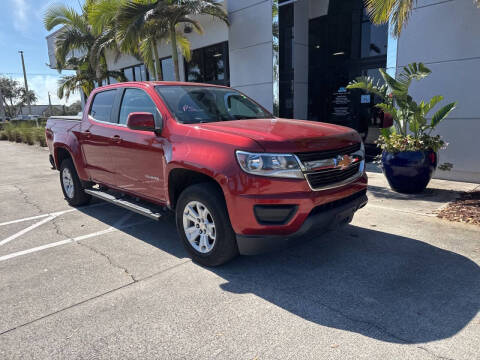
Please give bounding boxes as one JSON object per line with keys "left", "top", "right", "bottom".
{"left": 18, "top": 50, "right": 32, "bottom": 115}
{"left": 48, "top": 92, "right": 53, "bottom": 115}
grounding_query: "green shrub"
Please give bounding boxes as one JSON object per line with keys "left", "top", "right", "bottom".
{"left": 4, "top": 126, "right": 14, "bottom": 141}
{"left": 0, "top": 131, "right": 7, "bottom": 140}
{"left": 0, "top": 122, "right": 46, "bottom": 146}
{"left": 13, "top": 129, "right": 22, "bottom": 143}
{"left": 24, "top": 129, "right": 35, "bottom": 145}
{"left": 34, "top": 128, "right": 47, "bottom": 147}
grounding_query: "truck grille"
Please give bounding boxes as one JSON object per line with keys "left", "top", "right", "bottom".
{"left": 296, "top": 143, "right": 363, "bottom": 190}
{"left": 306, "top": 163, "right": 361, "bottom": 189}
{"left": 296, "top": 143, "right": 361, "bottom": 162}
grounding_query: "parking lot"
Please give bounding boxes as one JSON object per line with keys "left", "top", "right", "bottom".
{"left": 0, "top": 141, "right": 479, "bottom": 359}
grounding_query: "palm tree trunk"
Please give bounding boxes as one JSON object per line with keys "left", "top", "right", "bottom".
{"left": 152, "top": 40, "right": 163, "bottom": 81}
{"left": 169, "top": 23, "right": 180, "bottom": 81}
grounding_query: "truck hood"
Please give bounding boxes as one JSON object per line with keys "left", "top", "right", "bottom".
{"left": 197, "top": 118, "right": 361, "bottom": 153}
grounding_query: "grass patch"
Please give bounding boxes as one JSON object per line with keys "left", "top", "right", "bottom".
{"left": 0, "top": 122, "right": 47, "bottom": 147}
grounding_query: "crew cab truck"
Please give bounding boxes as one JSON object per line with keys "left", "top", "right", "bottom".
{"left": 46, "top": 82, "right": 367, "bottom": 266}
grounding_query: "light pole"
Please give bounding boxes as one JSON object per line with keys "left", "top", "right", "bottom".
{"left": 48, "top": 92, "right": 53, "bottom": 116}
{"left": 18, "top": 50, "right": 32, "bottom": 115}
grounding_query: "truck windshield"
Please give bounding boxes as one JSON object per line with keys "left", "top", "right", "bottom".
{"left": 155, "top": 85, "right": 273, "bottom": 124}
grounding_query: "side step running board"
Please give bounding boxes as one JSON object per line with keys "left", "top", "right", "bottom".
{"left": 84, "top": 189, "right": 166, "bottom": 221}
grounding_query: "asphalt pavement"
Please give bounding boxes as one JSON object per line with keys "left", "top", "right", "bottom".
{"left": 0, "top": 141, "right": 479, "bottom": 360}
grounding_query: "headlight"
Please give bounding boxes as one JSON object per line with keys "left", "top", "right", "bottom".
{"left": 235, "top": 151, "right": 304, "bottom": 179}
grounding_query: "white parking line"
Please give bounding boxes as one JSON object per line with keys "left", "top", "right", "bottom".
{"left": 0, "top": 203, "right": 133, "bottom": 248}
{"left": 0, "top": 215, "right": 58, "bottom": 246}
{"left": 0, "top": 203, "right": 106, "bottom": 227}
{"left": 0, "top": 216, "right": 151, "bottom": 262}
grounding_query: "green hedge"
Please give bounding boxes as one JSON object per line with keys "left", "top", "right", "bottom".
{"left": 0, "top": 118, "right": 47, "bottom": 130}
{"left": 0, "top": 122, "right": 47, "bottom": 147}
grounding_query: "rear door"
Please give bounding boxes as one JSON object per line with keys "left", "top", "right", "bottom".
{"left": 109, "top": 87, "right": 167, "bottom": 202}
{"left": 79, "top": 89, "right": 120, "bottom": 186}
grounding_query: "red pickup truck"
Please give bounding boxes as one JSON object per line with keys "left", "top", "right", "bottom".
{"left": 46, "top": 81, "right": 367, "bottom": 266}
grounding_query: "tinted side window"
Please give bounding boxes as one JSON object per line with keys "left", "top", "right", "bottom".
{"left": 118, "top": 88, "right": 157, "bottom": 125}
{"left": 89, "top": 90, "right": 117, "bottom": 123}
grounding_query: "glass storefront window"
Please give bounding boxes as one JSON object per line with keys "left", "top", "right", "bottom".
{"left": 204, "top": 43, "right": 226, "bottom": 82}
{"left": 161, "top": 58, "right": 175, "bottom": 81}
{"left": 361, "top": 11, "right": 388, "bottom": 58}
{"left": 134, "top": 66, "right": 141, "bottom": 81}
{"left": 186, "top": 50, "right": 203, "bottom": 82}
{"left": 308, "top": 0, "right": 388, "bottom": 149}
{"left": 184, "top": 42, "right": 229, "bottom": 86}
{"left": 122, "top": 64, "right": 150, "bottom": 82}
{"left": 279, "top": 2, "right": 294, "bottom": 118}
{"left": 140, "top": 64, "right": 148, "bottom": 81}
{"left": 124, "top": 67, "right": 134, "bottom": 82}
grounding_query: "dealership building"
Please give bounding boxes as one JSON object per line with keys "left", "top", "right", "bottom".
{"left": 47, "top": 0, "right": 480, "bottom": 182}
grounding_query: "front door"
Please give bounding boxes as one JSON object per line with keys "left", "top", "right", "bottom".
{"left": 109, "top": 88, "right": 167, "bottom": 203}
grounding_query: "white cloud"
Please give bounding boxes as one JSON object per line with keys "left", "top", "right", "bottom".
{"left": 10, "top": 0, "right": 29, "bottom": 33}
{"left": 14, "top": 75, "right": 81, "bottom": 106}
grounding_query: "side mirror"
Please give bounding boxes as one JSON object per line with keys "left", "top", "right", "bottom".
{"left": 127, "top": 112, "right": 156, "bottom": 132}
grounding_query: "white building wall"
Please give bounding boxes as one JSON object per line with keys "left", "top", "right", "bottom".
{"left": 396, "top": 0, "right": 480, "bottom": 182}
{"left": 227, "top": 0, "right": 274, "bottom": 112}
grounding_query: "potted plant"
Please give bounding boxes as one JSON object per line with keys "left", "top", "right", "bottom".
{"left": 347, "top": 63, "right": 456, "bottom": 193}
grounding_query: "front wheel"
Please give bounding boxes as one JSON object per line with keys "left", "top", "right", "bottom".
{"left": 175, "top": 183, "right": 238, "bottom": 266}
{"left": 59, "top": 158, "right": 91, "bottom": 206}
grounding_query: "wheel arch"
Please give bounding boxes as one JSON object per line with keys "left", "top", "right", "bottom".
{"left": 168, "top": 168, "right": 225, "bottom": 210}
{"left": 54, "top": 146, "right": 73, "bottom": 170}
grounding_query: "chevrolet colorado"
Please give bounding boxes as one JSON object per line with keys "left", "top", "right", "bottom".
{"left": 46, "top": 82, "right": 367, "bottom": 266}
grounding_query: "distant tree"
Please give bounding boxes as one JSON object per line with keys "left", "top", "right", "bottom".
{"left": 66, "top": 100, "right": 82, "bottom": 115}
{"left": 0, "top": 77, "right": 21, "bottom": 118}
{"left": 0, "top": 76, "right": 37, "bottom": 117}
{"left": 18, "top": 88, "right": 38, "bottom": 108}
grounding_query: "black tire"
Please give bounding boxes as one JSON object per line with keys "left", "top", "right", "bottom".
{"left": 175, "top": 183, "right": 238, "bottom": 266}
{"left": 59, "top": 158, "right": 91, "bottom": 206}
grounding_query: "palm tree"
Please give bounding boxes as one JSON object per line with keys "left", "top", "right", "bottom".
{"left": 90, "top": 0, "right": 168, "bottom": 80}
{"left": 365, "top": 0, "right": 480, "bottom": 37}
{"left": 43, "top": 1, "right": 125, "bottom": 99}
{"left": 56, "top": 57, "right": 125, "bottom": 100}
{"left": 116, "top": 0, "right": 229, "bottom": 81}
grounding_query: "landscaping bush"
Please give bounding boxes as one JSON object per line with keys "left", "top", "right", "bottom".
{"left": 33, "top": 128, "right": 47, "bottom": 147}
{"left": 24, "top": 129, "right": 35, "bottom": 145}
{"left": 4, "top": 126, "right": 14, "bottom": 141}
{"left": 0, "top": 122, "right": 47, "bottom": 146}
{"left": 13, "top": 129, "right": 22, "bottom": 143}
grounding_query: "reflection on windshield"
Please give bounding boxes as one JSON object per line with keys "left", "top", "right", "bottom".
{"left": 155, "top": 85, "right": 273, "bottom": 124}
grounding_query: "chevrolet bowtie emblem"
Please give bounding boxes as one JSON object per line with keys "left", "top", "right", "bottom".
{"left": 335, "top": 155, "right": 354, "bottom": 170}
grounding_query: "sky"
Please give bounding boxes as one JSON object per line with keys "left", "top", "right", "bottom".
{"left": 0, "top": 0, "right": 82, "bottom": 105}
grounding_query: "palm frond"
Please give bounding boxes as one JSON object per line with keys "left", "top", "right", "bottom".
{"left": 43, "top": 4, "right": 89, "bottom": 32}
{"left": 364, "top": 0, "right": 415, "bottom": 37}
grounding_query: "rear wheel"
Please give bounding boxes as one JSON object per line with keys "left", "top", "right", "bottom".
{"left": 176, "top": 183, "right": 238, "bottom": 266}
{"left": 59, "top": 158, "right": 91, "bottom": 206}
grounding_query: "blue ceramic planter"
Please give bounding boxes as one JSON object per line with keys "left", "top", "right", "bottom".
{"left": 381, "top": 150, "right": 438, "bottom": 193}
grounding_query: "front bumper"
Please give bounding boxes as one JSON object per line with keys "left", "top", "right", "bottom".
{"left": 235, "top": 189, "right": 368, "bottom": 255}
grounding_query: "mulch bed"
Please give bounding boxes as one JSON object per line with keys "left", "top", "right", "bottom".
{"left": 437, "top": 191, "right": 480, "bottom": 226}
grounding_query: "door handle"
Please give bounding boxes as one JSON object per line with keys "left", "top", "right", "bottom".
{"left": 83, "top": 130, "right": 91, "bottom": 138}
{"left": 112, "top": 135, "right": 122, "bottom": 143}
